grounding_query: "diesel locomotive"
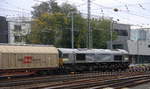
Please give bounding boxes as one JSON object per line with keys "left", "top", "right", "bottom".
{"left": 58, "top": 48, "right": 129, "bottom": 72}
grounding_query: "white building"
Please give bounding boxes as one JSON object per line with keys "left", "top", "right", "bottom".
{"left": 108, "top": 24, "right": 150, "bottom": 64}
{"left": 107, "top": 23, "right": 130, "bottom": 50}
{"left": 128, "top": 28, "right": 150, "bottom": 64}
{"left": 7, "top": 17, "right": 31, "bottom": 44}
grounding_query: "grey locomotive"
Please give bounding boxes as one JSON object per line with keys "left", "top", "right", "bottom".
{"left": 58, "top": 48, "right": 129, "bottom": 72}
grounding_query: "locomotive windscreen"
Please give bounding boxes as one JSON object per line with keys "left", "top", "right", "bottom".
{"left": 76, "top": 54, "right": 86, "bottom": 61}
{"left": 114, "top": 55, "right": 123, "bottom": 61}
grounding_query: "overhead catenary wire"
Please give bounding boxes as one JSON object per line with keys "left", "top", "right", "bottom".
{"left": 0, "top": 8, "right": 31, "bottom": 17}
{"left": 1, "top": 0, "right": 149, "bottom": 26}
{"left": 0, "top": 7, "right": 30, "bottom": 14}
{"left": 88, "top": 0, "right": 150, "bottom": 26}
{"left": 1, "top": 1, "right": 31, "bottom": 12}
{"left": 91, "top": 1, "right": 150, "bottom": 20}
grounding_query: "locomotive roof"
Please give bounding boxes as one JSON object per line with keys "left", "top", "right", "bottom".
{"left": 0, "top": 45, "right": 58, "bottom": 54}
{"left": 58, "top": 48, "right": 128, "bottom": 54}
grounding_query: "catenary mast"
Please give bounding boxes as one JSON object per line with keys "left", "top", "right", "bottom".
{"left": 87, "top": 0, "right": 92, "bottom": 48}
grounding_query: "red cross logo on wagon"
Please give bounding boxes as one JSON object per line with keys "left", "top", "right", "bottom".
{"left": 23, "top": 56, "right": 32, "bottom": 64}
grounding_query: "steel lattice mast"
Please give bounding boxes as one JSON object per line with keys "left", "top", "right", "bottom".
{"left": 87, "top": 0, "right": 92, "bottom": 48}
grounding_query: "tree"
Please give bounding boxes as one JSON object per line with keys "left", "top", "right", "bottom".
{"left": 73, "top": 14, "right": 87, "bottom": 48}
{"left": 29, "top": 1, "right": 87, "bottom": 48}
{"left": 60, "top": 3, "right": 77, "bottom": 15}
{"left": 32, "top": 0, "right": 61, "bottom": 18}
{"left": 28, "top": 1, "right": 117, "bottom": 49}
{"left": 91, "top": 19, "right": 117, "bottom": 48}
{"left": 32, "top": 2, "right": 49, "bottom": 18}
{"left": 27, "top": 13, "right": 68, "bottom": 46}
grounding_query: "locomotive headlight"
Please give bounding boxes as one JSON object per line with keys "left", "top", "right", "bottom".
{"left": 59, "top": 58, "right": 69, "bottom": 65}
{"left": 124, "top": 57, "right": 129, "bottom": 61}
{"left": 63, "top": 58, "right": 69, "bottom": 62}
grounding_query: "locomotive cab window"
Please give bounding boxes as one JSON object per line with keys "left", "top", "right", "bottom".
{"left": 76, "top": 54, "right": 86, "bottom": 61}
{"left": 62, "top": 54, "right": 69, "bottom": 58}
{"left": 114, "top": 55, "right": 122, "bottom": 61}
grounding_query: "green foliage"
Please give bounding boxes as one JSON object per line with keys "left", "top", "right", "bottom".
{"left": 28, "top": 0, "right": 118, "bottom": 48}
{"left": 91, "top": 19, "right": 117, "bottom": 48}
{"left": 27, "top": 13, "right": 68, "bottom": 46}
{"left": 32, "top": 0, "right": 61, "bottom": 18}
{"left": 60, "top": 3, "right": 77, "bottom": 15}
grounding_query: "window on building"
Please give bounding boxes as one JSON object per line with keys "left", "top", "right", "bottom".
{"left": 15, "top": 36, "right": 22, "bottom": 42}
{"left": 143, "top": 56, "right": 150, "bottom": 63}
{"left": 148, "top": 45, "right": 150, "bottom": 48}
{"left": 76, "top": 54, "right": 86, "bottom": 61}
{"left": 114, "top": 29, "right": 128, "bottom": 36}
{"left": 113, "top": 44, "right": 123, "bottom": 49}
{"left": 14, "top": 25, "right": 21, "bottom": 31}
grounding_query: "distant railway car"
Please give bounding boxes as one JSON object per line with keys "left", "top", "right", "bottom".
{"left": 58, "top": 48, "right": 129, "bottom": 72}
{"left": 0, "top": 45, "right": 59, "bottom": 76}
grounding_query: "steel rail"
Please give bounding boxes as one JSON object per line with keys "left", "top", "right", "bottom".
{"left": 0, "top": 72, "right": 117, "bottom": 87}
{"left": 40, "top": 74, "right": 150, "bottom": 89}
{"left": 1, "top": 71, "right": 150, "bottom": 88}
{"left": 88, "top": 75, "right": 150, "bottom": 89}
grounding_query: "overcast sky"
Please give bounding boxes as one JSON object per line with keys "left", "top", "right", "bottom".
{"left": 0, "top": 0, "right": 150, "bottom": 27}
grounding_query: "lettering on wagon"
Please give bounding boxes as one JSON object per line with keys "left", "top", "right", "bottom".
{"left": 18, "top": 56, "right": 41, "bottom": 64}
{"left": 23, "top": 56, "right": 32, "bottom": 64}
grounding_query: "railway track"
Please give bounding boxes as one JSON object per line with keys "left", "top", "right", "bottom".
{"left": 88, "top": 74, "right": 150, "bottom": 89}
{"left": 0, "top": 66, "right": 150, "bottom": 89}
{"left": 31, "top": 72, "right": 150, "bottom": 89}
{"left": 0, "top": 72, "right": 118, "bottom": 87}
{"left": 1, "top": 70, "right": 149, "bottom": 89}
